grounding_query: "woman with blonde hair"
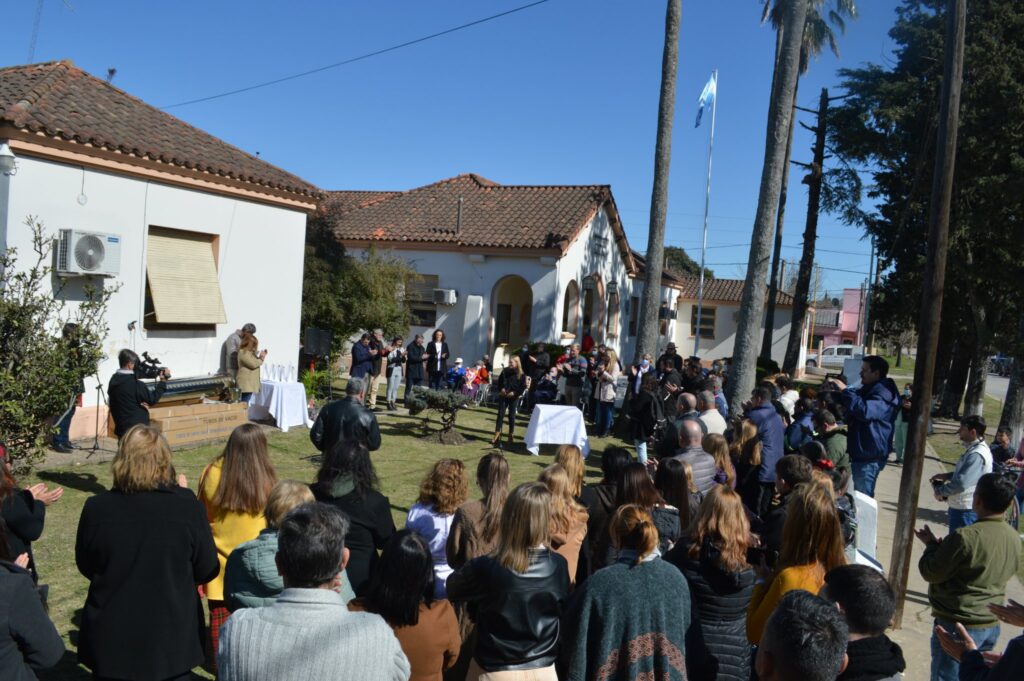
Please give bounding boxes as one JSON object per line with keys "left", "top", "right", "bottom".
{"left": 561, "top": 505, "right": 690, "bottom": 681}
{"left": 76, "top": 425, "right": 218, "bottom": 681}
{"left": 492, "top": 356, "right": 528, "bottom": 448}
{"left": 746, "top": 480, "right": 846, "bottom": 644}
{"left": 703, "top": 433, "right": 736, "bottom": 488}
{"left": 224, "top": 480, "right": 356, "bottom": 610}
{"left": 553, "top": 444, "right": 585, "bottom": 498}
{"left": 198, "top": 422, "right": 278, "bottom": 663}
{"left": 595, "top": 350, "right": 620, "bottom": 437}
{"left": 447, "top": 482, "right": 569, "bottom": 680}
{"left": 236, "top": 334, "right": 267, "bottom": 402}
{"left": 538, "top": 464, "right": 588, "bottom": 584}
{"left": 666, "top": 486, "right": 757, "bottom": 681}
{"left": 407, "top": 458, "right": 469, "bottom": 598}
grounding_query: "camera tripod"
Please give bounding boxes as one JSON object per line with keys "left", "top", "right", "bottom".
{"left": 84, "top": 375, "right": 116, "bottom": 457}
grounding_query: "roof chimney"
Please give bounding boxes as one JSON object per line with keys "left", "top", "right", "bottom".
{"left": 456, "top": 197, "right": 463, "bottom": 236}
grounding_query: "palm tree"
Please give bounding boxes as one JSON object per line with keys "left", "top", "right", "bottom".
{"left": 635, "top": 0, "right": 682, "bottom": 363}
{"left": 760, "top": 0, "right": 858, "bottom": 362}
{"left": 727, "top": 0, "right": 810, "bottom": 415}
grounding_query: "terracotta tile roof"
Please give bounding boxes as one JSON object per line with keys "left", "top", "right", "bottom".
{"left": 323, "top": 173, "right": 619, "bottom": 252}
{"left": 674, "top": 276, "right": 795, "bottom": 306}
{"left": 0, "top": 61, "right": 318, "bottom": 197}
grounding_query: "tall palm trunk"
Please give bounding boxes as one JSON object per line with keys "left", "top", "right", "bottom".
{"left": 761, "top": 80, "right": 800, "bottom": 361}
{"left": 635, "top": 0, "right": 682, "bottom": 363}
{"left": 727, "top": 0, "right": 810, "bottom": 414}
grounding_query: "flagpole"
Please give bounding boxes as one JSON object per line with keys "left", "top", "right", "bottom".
{"left": 694, "top": 70, "right": 717, "bottom": 357}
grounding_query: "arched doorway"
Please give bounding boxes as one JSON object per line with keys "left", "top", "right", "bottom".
{"left": 562, "top": 280, "right": 580, "bottom": 336}
{"left": 492, "top": 275, "right": 533, "bottom": 354}
{"left": 581, "top": 274, "right": 605, "bottom": 344}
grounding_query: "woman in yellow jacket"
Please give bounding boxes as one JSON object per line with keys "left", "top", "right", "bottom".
{"left": 236, "top": 334, "right": 267, "bottom": 402}
{"left": 198, "top": 423, "right": 277, "bottom": 671}
{"left": 746, "top": 480, "right": 846, "bottom": 644}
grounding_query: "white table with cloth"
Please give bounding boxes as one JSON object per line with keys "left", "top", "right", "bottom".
{"left": 248, "top": 380, "right": 313, "bottom": 433}
{"left": 523, "top": 404, "right": 590, "bottom": 457}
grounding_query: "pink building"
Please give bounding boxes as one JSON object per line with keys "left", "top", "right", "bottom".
{"left": 811, "top": 287, "right": 865, "bottom": 350}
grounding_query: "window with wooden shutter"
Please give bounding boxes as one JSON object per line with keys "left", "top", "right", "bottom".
{"left": 144, "top": 227, "right": 225, "bottom": 330}
{"left": 407, "top": 274, "right": 439, "bottom": 327}
{"left": 690, "top": 305, "right": 716, "bottom": 339}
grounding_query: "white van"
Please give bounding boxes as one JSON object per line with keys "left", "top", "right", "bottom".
{"left": 806, "top": 344, "right": 863, "bottom": 369}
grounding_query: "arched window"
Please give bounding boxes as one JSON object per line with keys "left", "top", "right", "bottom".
{"left": 562, "top": 281, "right": 580, "bottom": 334}
{"left": 606, "top": 292, "right": 620, "bottom": 338}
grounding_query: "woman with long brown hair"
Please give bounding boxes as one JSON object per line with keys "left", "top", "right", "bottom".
{"left": 730, "top": 420, "right": 762, "bottom": 509}
{"left": 445, "top": 452, "right": 511, "bottom": 681}
{"left": 561, "top": 505, "right": 690, "bottom": 681}
{"left": 666, "top": 486, "right": 757, "bottom": 681}
{"left": 492, "top": 356, "right": 528, "bottom": 448}
{"left": 199, "top": 422, "right": 278, "bottom": 665}
{"left": 407, "top": 458, "right": 469, "bottom": 598}
{"left": 447, "top": 482, "right": 569, "bottom": 680}
{"left": 538, "top": 464, "right": 588, "bottom": 584}
{"left": 595, "top": 350, "right": 620, "bottom": 437}
{"left": 654, "top": 457, "right": 700, "bottom": 534}
{"left": 553, "top": 444, "right": 585, "bottom": 499}
{"left": 612, "top": 462, "right": 681, "bottom": 559}
{"left": 704, "top": 433, "right": 736, "bottom": 488}
{"left": 745, "top": 480, "right": 846, "bottom": 644}
{"left": 76, "top": 425, "right": 218, "bottom": 681}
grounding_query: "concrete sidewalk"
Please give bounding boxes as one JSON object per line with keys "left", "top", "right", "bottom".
{"left": 873, "top": 449, "right": 1024, "bottom": 680}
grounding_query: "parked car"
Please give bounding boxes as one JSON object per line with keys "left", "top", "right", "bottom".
{"left": 806, "top": 344, "right": 864, "bottom": 369}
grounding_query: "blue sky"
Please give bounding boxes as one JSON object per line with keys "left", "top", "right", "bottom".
{"left": 4, "top": 0, "right": 899, "bottom": 294}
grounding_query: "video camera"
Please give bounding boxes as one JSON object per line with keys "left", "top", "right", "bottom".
{"left": 135, "top": 351, "right": 170, "bottom": 380}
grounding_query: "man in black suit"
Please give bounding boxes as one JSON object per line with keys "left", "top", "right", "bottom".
{"left": 107, "top": 349, "right": 170, "bottom": 438}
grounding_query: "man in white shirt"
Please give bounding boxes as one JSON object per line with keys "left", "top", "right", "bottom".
{"left": 697, "top": 390, "right": 727, "bottom": 436}
{"left": 930, "top": 415, "right": 993, "bottom": 532}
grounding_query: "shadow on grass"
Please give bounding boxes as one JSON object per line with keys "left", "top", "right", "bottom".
{"left": 37, "top": 471, "right": 107, "bottom": 495}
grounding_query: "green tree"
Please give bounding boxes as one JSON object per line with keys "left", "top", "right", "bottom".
{"left": 663, "top": 245, "right": 713, "bottom": 279}
{"left": 301, "top": 215, "right": 415, "bottom": 351}
{"left": 0, "top": 218, "right": 114, "bottom": 473}
{"left": 728, "top": 0, "right": 809, "bottom": 414}
{"left": 828, "top": 0, "right": 1024, "bottom": 418}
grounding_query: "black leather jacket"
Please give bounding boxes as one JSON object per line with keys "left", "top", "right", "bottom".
{"left": 447, "top": 548, "right": 569, "bottom": 672}
{"left": 310, "top": 397, "right": 381, "bottom": 452}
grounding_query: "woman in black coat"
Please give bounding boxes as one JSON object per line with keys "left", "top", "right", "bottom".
{"left": 424, "top": 328, "right": 450, "bottom": 390}
{"left": 627, "top": 374, "right": 661, "bottom": 466}
{"left": 664, "top": 486, "right": 756, "bottom": 681}
{"left": 491, "top": 357, "right": 528, "bottom": 448}
{"left": 75, "top": 425, "right": 218, "bottom": 681}
{"left": 404, "top": 333, "right": 426, "bottom": 404}
{"left": 0, "top": 445, "right": 63, "bottom": 582}
{"left": 310, "top": 439, "right": 395, "bottom": 596}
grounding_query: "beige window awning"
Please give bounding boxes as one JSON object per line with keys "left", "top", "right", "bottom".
{"left": 146, "top": 228, "right": 227, "bottom": 324}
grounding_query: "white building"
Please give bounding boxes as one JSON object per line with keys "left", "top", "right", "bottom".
{"left": 326, "top": 174, "right": 796, "bottom": 366}
{"left": 0, "top": 61, "right": 318, "bottom": 437}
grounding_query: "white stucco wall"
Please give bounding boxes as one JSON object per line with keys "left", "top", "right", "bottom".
{"left": 675, "top": 300, "right": 794, "bottom": 366}
{"left": 0, "top": 155, "right": 307, "bottom": 410}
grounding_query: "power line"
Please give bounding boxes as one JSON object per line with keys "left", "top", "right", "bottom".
{"left": 163, "top": 0, "right": 553, "bottom": 109}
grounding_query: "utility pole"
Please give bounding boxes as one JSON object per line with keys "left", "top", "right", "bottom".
{"left": 889, "top": 0, "right": 967, "bottom": 628}
{"left": 782, "top": 88, "right": 829, "bottom": 375}
{"left": 863, "top": 237, "right": 876, "bottom": 352}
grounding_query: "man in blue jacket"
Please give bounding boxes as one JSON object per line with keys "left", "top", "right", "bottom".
{"left": 831, "top": 355, "right": 901, "bottom": 498}
{"left": 744, "top": 386, "right": 786, "bottom": 518}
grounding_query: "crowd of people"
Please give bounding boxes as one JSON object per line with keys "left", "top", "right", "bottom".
{"left": 5, "top": 340, "right": 1024, "bottom": 681}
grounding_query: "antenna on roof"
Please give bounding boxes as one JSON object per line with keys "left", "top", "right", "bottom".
{"left": 456, "top": 197, "right": 463, "bottom": 236}
{"left": 105, "top": 68, "right": 117, "bottom": 83}
{"left": 27, "top": 0, "right": 45, "bottom": 63}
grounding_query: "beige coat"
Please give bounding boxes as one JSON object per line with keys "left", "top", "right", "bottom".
{"left": 236, "top": 349, "right": 263, "bottom": 393}
{"left": 598, "top": 366, "right": 619, "bottom": 402}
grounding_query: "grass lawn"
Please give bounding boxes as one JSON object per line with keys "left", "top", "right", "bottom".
{"left": 26, "top": 402, "right": 627, "bottom": 680}
{"left": 927, "top": 393, "right": 1005, "bottom": 467}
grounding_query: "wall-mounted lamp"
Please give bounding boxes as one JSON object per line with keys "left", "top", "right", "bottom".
{"left": 0, "top": 142, "right": 17, "bottom": 176}
{"left": 606, "top": 281, "right": 618, "bottom": 295}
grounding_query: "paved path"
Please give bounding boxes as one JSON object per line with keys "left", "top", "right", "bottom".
{"left": 874, "top": 448, "right": 1024, "bottom": 680}
{"left": 987, "top": 373, "right": 1009, "bottom": 402}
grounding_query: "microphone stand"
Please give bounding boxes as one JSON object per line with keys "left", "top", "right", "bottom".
{"left": 85, "top": 374, "right": 116, "bottom": 457}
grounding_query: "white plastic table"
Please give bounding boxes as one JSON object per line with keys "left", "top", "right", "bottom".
{"left": 523, "top": 404, "right": 590, "bottom": 457}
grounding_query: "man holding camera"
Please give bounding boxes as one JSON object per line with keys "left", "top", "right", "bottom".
{"left": 930, "top": 415, "right": 993, "bottom": 531}
{"left": 830, "top": 355, "right": 901, "bottom": 498}
{"left": 108, "top": 349, "right": 171, "bottom": 438}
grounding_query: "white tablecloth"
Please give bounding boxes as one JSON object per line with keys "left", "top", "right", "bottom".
{"left": 248, "top": 380, "right": 313, "bottom": 433}
{"left": 523, "top": 404, "right": 590, "bottom": 457}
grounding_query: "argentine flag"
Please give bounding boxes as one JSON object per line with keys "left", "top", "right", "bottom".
{"left": 695, "top": 72, "right": 717, "bottom": 128}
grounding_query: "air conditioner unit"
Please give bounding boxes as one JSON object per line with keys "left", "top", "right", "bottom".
{"left": 56, "top": 229, "right": 122, "bottom": 277}
{"left": 433, "top": 288, "right": 457, "bottom": 306}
